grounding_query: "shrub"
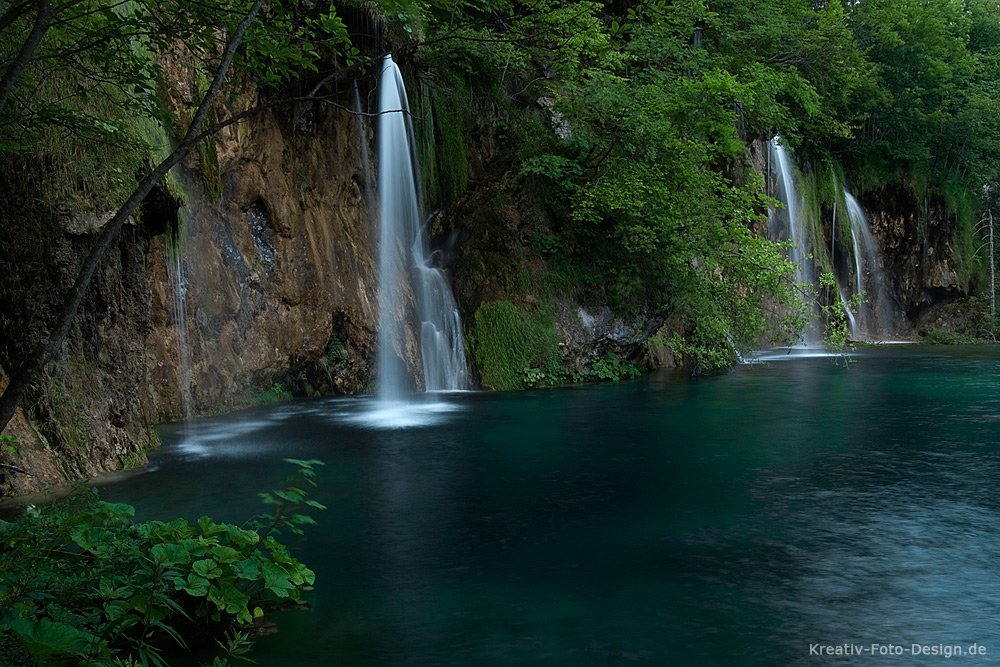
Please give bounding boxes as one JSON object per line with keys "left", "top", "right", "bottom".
{"left": 0, "top": 459, "right": 325, "bottom": 666}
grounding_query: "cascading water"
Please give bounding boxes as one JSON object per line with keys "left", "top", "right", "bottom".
{"left": 167, "top": 247, "right": 192, "bottom": 419}
{"left": 843, "top": 190, "right": 904, "bottom": 339}
{"left": 838, "top": 289, "right": 859, "bottom": 339}
{"left": 376, "top": 55, "right": 468, "bottom": 400}
{"left": 768, "top": 137, "right": 821, "bottom": 345}
{"left": 165, "top": 231, "right": 201, "bottom": 448}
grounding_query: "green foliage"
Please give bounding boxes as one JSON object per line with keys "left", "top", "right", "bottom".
{"left": 251, "top": 382, "right": 293, "bottom": 406}
{"left": 416, "top": 81, "right": 471, "bottom": 205}
{"left": 1, "top": 433, "right": 15, "bottom": 456}
{"left": 324, "top": 336, "right": 347, "bottom": 367}
{"left": 0, "top": 459, "right": 324, "bottom": 666}
{"left": 574, "top": 352, "right": 641, "bottom": 383}
{"left": 418, "top": 0, "right": 1000, "bottom": 367}
{"left": 423, "top": 0, "right": 815, "bottom": 366}
{"left": 520, "top": 366, "right": 561, "bottom": 389}
{"left": 923, "top": 330, "right": 985, "bottom": 345}
{"left": 468, "top": 300, "right": 560, "bottom": 390}
{"left": 818, "top": 271, "right": 858, "bottom": 355}
{"left": 0, "top": 0, "right": 357, "bottom": 207}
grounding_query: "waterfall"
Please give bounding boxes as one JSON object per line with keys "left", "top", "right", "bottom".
{"left": 166, "top": 231, "right": 201, "bottom": 448}
{"left": 376, "top": 55, "right": 468, "bottom": 399}
{"left": 838, "top": 288, "right": 859, "bottom": 339}
{"left": 843, "top": 190, "right": 904, "bottom": 339}
{"left": 166, "top": 242, "right": 192, "bottom": 420}
{"left": 768, "top": 137, "right": 821, "bottom": 345}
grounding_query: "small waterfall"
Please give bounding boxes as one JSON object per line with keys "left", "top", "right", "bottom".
{"left": 768, "top": 137, "right": 820, "bottom": 345}
{"left": 166, "top": 244, "right": 192, "bottom": 418}
{"left": 838, "top": 288, "right": 859, "bottom": 339}
{"left": 352, "top": 84, "right": 378, "bottom": 228}
{"left": 165, "top": 234, "right": 197, "bottom": 447}
{"left": 843, "top": 190, "right": 903, "bottom": 339}
{"left": 376, "top": 55, "right": 468, "bottom": 399}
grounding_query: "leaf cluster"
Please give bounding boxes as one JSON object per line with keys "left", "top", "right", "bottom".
{"left": 0, "top": 459, "right": 325, "bottom": 666}
{"left": 0, "top": 0, "right": 357, "bottom": 154}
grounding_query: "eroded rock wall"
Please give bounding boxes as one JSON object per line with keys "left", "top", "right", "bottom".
{"left": 145, "top": 81, "right": 385, "bottom": 418}
{"left": 853, "top": 187, "right": 977, "bottom": 333}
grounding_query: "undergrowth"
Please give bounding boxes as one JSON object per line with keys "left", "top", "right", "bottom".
{"left": 0, "top": 459, "right": 325, "bottom": 666}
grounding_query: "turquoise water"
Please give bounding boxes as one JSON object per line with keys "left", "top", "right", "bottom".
{"left": 103, "top": 346, "right": 1000, "bottom": 665}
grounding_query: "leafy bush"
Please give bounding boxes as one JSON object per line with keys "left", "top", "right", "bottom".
{"left": 586, "top": 352, "right": 642, "bottom": 382}
{"left": 0, "top": 459, "right": 325, "bottom": 666}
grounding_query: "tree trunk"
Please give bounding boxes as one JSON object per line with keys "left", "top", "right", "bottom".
{"left": 0, "top": 0, "right": 52, "bottom": 116}
{"left": 0, "top": 0, "right": 265, "bottom": 434}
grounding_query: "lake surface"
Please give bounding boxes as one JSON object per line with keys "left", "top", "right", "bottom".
{"left": 103, "top": 345, "right": 1000, "bottom": 665}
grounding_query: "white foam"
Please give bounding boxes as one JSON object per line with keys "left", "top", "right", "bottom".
{"left": 744, "top": 345, "right": 851, "bottom": 362}
{"left": 343, "top": 399, "right": 462, "bottom": 429}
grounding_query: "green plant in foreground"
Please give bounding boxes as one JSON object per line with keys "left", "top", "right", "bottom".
{"left": 0, "top": 459, "right": 325, "bottom": 666}
{"left": 819, "top": 272, "right": 860, "bottom": 357}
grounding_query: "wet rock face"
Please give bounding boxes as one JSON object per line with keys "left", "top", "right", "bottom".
{"left": 0, "top": 213, "right": 160, "bottom": 490}
{"left": 145, "top": 74, "right": 390, "bottom": 419}
{"left": 555, "top": 302, "right": 660, "bottom": 372}
{"left": 858, "top": 188, "right": 967, "bottom": 325}
{"left": 435, "top": 180, "right": 664, "bottom": 375}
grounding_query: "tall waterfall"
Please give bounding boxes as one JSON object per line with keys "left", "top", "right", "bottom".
{"left": 768, "top": 137, "right": 821, "bottom": 345}
{"left": 376, "top": 55, "right": 468, "bottom": 399}
{"left": 842, "top": 190, "right": 904, "bottom": 339}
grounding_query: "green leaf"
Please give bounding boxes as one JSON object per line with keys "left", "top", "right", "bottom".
{"left": 211, "top": 545, "right": 243, "bottom": 563}
{"left": 152, "top": 542, "right": 192, "bottom": 564}
{"left": 181, "top": 573, "right": 210, "bottom": 597}
{"left": 198, "top": 516, "right": 223, "bottom": 535}
{"left": 193, "top": 558, "right": 223, "bottom": 579}
{"left": 231, "top": 559, "right": 261, "bottom": 580}
{"left": 8, "top": 616, "right": 98, "bottom": 658}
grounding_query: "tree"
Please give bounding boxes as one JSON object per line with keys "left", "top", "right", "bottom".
{"left": 0, "top": 0, "right": 354, "bottom": 434}
{"left": 434, "top": 0, "right": 806, "bottom": 367}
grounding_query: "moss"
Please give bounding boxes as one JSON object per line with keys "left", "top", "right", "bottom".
{"left": 923, "top": 330, "right": 986, "bottom": 345}
{"left": 194, "top": 135, "right": 223, "bottom": 201}
{"left": 468, "top": 300, "right": 560, "bottom": 390}
{"left": 797, "top": 161, "right": 834, "bottom": 274}
{"left": 118, "top": 449, "right": 148, "bottom": 469}
{"left": 935, "top": 180, "right": 983, "bottom": 293}
{"left": 415, "top": 80, "right": 471, "bottom": 207}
